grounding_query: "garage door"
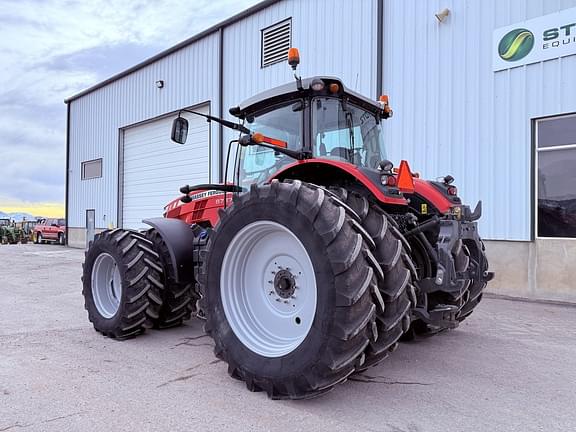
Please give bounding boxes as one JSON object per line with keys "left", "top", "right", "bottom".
{"left": 122, "top": 105, "right": 210, "bottom": 229}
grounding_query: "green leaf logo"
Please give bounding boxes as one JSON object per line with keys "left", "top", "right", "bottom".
{"left": 498, "top": 28, "right": 535, "bottom": 61}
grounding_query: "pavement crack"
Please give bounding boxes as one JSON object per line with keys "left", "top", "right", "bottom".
{"left": 157, "top": 373, "right": 199, "bottom": 388}
{"left": 174, "top": 341, "right": 213, "bottom": 348}
{"left": 179, "top": 334, "right": 209, "bottom": 341}
{"left": 41, "top": 411, "right": 84, "bottom": 424}
{"left": 185, "top": 362, "right": 208, "bottom": 371}
{"left": 349, "top": 374, "right": 433, "bottom": 386}
{"left": 174, "top": 335, "right": 212, "bottom": 348}
{"left": 0, "top": 423, "right": 31, "bottom": 431}
{"left": 385, "top": 423, "right": 422, "bottom": 432}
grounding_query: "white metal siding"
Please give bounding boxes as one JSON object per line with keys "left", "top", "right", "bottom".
{"left": 221, "top": 0, "right": 378, "bottom": 166}
{"left": 122, "top": 105, "right": 210, "bottom": 229}
{"left": 382, "top": 0, "right": 576, "bottom": 241}
{"left": 68, "top": 32, "right": 220, "bottom": 229}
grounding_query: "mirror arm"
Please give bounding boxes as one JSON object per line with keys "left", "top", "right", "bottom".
{"left": 238, "top": 138, "right": 307, "bottom": 160}
{"left": 179, "top": 109, "right": 250, "bottom": 134}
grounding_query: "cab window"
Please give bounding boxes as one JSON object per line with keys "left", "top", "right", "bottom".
{"left": 312, "top": 97, "right": 387, "bottom": 169}
{"left": 238, "top": 102, "right": 303, "bottom": 186}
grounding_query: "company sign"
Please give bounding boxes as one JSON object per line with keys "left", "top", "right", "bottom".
{"left": 493, "top": 7, "right": 576, "bottom": 71}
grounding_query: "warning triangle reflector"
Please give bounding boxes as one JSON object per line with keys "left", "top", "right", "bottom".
{"left": 396, "top": 160, "right": 415, "bottom": 193}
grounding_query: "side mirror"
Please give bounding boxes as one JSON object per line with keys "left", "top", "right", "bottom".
{"left": 171, "top": 117, "right": 189, "bottom": 144}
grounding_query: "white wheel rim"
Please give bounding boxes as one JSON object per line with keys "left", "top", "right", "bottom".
{"left": 220, "top": 221, "right": 317, "bottom": 358}
{"left": 91, "top": 253, "right": 123, "bottom": 318}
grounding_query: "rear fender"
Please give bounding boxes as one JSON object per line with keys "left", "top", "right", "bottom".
{"left": 272, "top": 160, "right": 408, "bottom": 206}
{"left": 142, "top": 217, "right": 197, "bottom": 284}
{"left": 412, "top": 179, "right": 454, "bottom": 215}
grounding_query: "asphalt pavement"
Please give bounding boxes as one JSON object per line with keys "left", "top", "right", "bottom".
{"left": 1, "top": 244, "right": 575, "bottom": 432}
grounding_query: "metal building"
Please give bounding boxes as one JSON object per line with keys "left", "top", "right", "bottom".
{"left": 66, "top": 0, "right": 576, "bottom": 302}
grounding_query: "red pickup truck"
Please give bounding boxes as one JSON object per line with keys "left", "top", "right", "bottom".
{"left": 34, "top": 218, "right": 66, "bottom": 245}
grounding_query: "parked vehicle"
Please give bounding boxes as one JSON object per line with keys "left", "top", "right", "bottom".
{"left": 15, "top": 220, "right": 37, "bottom": 244}
{"left": 1, "top": 219, "right": 15, "bottom": 244}
{"left": 33, "top": 218, "right": 66, "bottom": 245}
{"left": 82, "top": 49, "right": 493, "bottom": 400}
{"left": 0, "top": 218, "right": 27, "bottom": 244}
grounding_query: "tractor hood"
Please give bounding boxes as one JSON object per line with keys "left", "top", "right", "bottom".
{"left": 229, "top": 76, "right": 383, "bottom": 119}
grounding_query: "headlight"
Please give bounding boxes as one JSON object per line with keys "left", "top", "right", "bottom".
{"left": 311, "top": 78, "right": 325, "bottom": 91}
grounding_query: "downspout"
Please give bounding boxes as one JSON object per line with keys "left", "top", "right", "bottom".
{"left": 376, "top": 0, "right": 384, "bottom": 98}
{"left": 64, "top": 101, "right": 70, "bottom": 246}
{"left": 219, "top": 27, "right": 225, "bottom": 182}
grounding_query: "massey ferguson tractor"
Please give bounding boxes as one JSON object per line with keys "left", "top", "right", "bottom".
{"left": 82, "top": 49, "right": 492, "bottom": 400}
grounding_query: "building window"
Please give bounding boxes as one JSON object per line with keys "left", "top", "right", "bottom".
{"left": 536, "top": 114, "right": 576, "bottom": 238}
{"left": 82, "top": 158, "right": 102, "bottom": 180}
{"left": 261, "top": 18, "right": 292, "bottom": 68}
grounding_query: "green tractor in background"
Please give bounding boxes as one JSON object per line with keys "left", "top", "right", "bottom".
{"left": 0, "top": 218, "right": 25, "bottom": 244}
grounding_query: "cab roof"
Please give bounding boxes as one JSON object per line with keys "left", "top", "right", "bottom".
{"left": 230, "top": 76, "right": 383, "bottom": 119}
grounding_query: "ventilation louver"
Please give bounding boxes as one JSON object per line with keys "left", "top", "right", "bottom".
{"left": 261, "top": 18, "right": 292, "bottom": 67}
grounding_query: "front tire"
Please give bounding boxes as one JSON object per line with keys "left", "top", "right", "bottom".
{"left": 200, "top": 180, "right": 379, "bottom": 399}
{"left": 82, "top": 229, "right": 164, "bottom": 339}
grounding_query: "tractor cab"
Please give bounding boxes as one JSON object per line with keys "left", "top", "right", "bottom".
{"left": 170, "top": 48, "right": 410, "bottom": 207}
{"left": 228, "top": 75, "right": 393, "bottom": 189}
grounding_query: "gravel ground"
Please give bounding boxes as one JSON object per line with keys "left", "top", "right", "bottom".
{"left": 1, "top": 243, "right": 575, "bottom": 432}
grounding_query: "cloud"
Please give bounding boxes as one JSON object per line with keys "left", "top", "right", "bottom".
{"left": 0, "top": 0, "right": 261, "bottom": 213}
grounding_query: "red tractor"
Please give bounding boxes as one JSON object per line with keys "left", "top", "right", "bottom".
{"left": 82, "top": 49, "right": 492, "bottom": 400}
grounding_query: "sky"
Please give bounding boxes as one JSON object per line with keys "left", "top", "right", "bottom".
{"left": 0, "top": 0, "right": 261, "bottom": 217}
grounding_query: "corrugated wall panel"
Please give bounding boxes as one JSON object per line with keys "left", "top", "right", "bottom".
{"left": 221, "top": 0, "right": 378, "bottom": 169}
{"left": 382, "top": 0, "right": 576, "bottom": 241}
{"left": 68, "top": 33, "right": 220, "bottom": 228}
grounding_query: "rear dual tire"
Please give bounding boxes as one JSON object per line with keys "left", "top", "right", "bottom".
{"left": 82, "top": 229, "right": 164, "bottom": 339}
{"left": 145, "top": 228, "right": 197, "bottom": 328}
{"left": 457, "top": 240, "right": 488, "bottom": 321}
{"left": 328, "top": 188, "right": 414, "bottom": 369}
{"left": 402, "top": 237, "right": 470, "bottom": 339}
